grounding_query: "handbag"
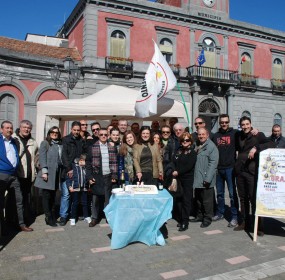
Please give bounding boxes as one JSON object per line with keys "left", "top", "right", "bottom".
{"left": 91, "top": 171, "right": 105, "bottom": 196}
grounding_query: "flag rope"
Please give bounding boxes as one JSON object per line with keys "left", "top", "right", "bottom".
{"left": 176, "top": 83, "right": 191, "bottom": 132}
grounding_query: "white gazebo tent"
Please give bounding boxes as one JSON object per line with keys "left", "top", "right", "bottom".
{"left": 36, "top": 85, "right": 189, "bottom": 143}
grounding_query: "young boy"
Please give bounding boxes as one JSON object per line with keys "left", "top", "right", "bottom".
{"left": 67, "top": 154, "right": 91, "bottom": 226}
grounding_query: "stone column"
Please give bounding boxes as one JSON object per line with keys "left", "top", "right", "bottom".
{"left": 223, "top": 35, "right": 229, "bottom": 70}
{"left": 192, "top": 90, "right": 199, "bottom": 130}
{"left": 190, "top": 29, "right": 195, "bottom": 66}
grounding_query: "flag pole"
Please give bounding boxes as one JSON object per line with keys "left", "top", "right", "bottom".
{"left": 176, "top": 82, "right": 191, "bottom": 133}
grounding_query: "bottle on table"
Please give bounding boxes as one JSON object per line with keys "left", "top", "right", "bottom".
{"left": 120, "top": 170, "right": 125, "bottom": 189}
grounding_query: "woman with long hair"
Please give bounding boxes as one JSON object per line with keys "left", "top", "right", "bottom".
{"left": 133, "top": 126, "right": 163, "bottom": 185}
{"left": 152, "top": 132, "right": 165, "bottom": 159}
{"left": 34, "top": 126, "right": 63, "bottom": 227}
{"left": 119, "top": 130, "right": 137, "bottom": 185}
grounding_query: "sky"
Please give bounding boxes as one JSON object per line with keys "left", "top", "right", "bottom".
{"left": 0, "top": 0, "right": 284, "bottom": 41}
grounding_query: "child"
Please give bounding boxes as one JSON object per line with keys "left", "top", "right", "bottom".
{"left": 67, "top": 154, "right": 91, "bottom": 226}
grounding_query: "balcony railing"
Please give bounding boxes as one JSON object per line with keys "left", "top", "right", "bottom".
{"left": 105, "top": 56, "right": 133, "bottom": 77}
{"left": 236, "top": 73, "right": 258, "bottom": 88}
{"left": 271, "top": 79, "right": 285, "bottom": 92}
{"left": 187, "top": 65, "right": 238, "bottom": 82}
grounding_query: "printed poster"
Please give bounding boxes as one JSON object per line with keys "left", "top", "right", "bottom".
{"left": 256, "top": 148, "right": 285, "bottom": 217}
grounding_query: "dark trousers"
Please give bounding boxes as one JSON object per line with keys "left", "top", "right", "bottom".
{"left": 141, "top": 172, "right": 158, "bottom": 186}
{"left": 178, "top": 178, "right": 193, "bottom": 224}
{"left": 19, "top": 177, "right": 33, "bottom": 222}
{"left": 195, "top": 187, "right": 214, "bottom": 224}
{"left": 42, "top": 189, "right": 56, "bottom": 218}
{"left": 70, "top": 191, "right": 88, "bottom": 219}
{"left": 91, "top": 174, "right": 112, "bottom": 221}
{"left": 0, "top": 173, "right": 25, "bottom": 228}
{"left": 236, "top": 171, "right": 256, "bottom": 225}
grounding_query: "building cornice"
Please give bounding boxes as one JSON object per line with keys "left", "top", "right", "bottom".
{"left": 105, "top": 17, "right": 133, "bottom": 26}
{"left": 271, "top": 48, "right": 285, "bottom": 55}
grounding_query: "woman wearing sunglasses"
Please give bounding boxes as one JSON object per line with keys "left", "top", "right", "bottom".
{"left": 34, "top": 126, "right": 63, "bottom": 227}
{"left": 133, "top": 126, "right": 163, "bottom": 185}
{"left": 172, "top": 132, "right": 197, "bottom": 231}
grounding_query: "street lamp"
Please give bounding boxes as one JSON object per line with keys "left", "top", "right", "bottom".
{"left": 50, "top": 56, "right": 81, "bottom": 98}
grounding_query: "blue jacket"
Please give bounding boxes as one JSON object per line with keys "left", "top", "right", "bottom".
{"left": 0, "top": 134, "right": 19, "bottom": 175}
{"left": 66, "top": 161, "right": 87, "bottom": 190}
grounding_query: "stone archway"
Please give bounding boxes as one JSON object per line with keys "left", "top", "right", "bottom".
{"left": 198, "top": 98, "right": 220, "bottom": 133}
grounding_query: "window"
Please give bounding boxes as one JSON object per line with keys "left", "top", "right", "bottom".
{"left": 273, "top": 58, "right": 282, "bottom": 80}
{"left": 202, "top": 38, "right": 216, "bottom": 67}
{"left": 274, "top": 113, "right": 282, "bottom": 127}
{"left": 159, "top": 38, "right": 173, "bottom": 63}
{"left": 241, "top": 53, "right": 251, "bottom": 75}
{"left": 0, "top": 94, "right": 17, "bottom": 126}
{"left": 110, "top": 30, "right": 126, "bottom": 59}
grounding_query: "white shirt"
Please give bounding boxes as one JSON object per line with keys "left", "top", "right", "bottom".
{"left": 99, "top": 142, "right": 110, "bottom": 175}
{"left": 3, "top": 137, "right": 17, "bottom": 167}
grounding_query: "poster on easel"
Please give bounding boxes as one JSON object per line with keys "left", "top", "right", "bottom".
{"left": 254, "top": 148, "right": 285, "bottom": 241}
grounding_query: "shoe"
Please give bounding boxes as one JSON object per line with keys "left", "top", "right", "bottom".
{"left": 189, "top": 217, "right": 203, "bottom": 223}
{"left": 84, "top": 217, "right": 92, "bottom": 224}
{"left": 178, "top": 224, "right": 188, "bottom": 231}
{"left": 45, "top": 215, "right": 57, "bottom": 227}
{"left": 233, "top": 222, "right": 245, "bottom": 231}
{"left": 177, "top": 223, "right": 181, "bottom": 228}
{"left": 89, "top": 219, "right": 98, "bottom": 227}
{"left": 59, "top": 217, "right": 67, "bottom": 226}
{"left": 212, "top": 214, "right": 224, "bottom": 221}
{"left": 228, "top": 219, "right": 238, "bottom": 228}
{"left": 200, "top": 221, "right": 211, "bottom": 228}
{"left": 20, "top": 226, "right": 33, "bottom": 232}
{"left": 70, "top": 219, "right": 76, "bottom": 226}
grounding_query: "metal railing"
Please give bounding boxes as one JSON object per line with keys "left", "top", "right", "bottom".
{"left": 105, "top": 56, "right": 133, "bottom": 72}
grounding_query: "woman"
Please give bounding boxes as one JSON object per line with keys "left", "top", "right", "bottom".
{"left": 133, "top": 126, "right": 163, "bottom": 185}
{"left": 34, "top": 126, "right": 63, "bottom": 227}
{"left": 152, "top": 132, "right": 164, "bottom": 159}
{"left": 119, "top": 130, "right": 137, "bottom": 185}
{"left": 172, "top": 132, "right": 197, "bottom": 232}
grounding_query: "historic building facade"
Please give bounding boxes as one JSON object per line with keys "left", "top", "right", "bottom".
{"left": 0, "top": 0, "right": 285, "bottom": 137}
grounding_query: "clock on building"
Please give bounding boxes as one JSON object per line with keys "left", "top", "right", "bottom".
{"left": 203, "top": 0, "right": 216, "bottom": 7}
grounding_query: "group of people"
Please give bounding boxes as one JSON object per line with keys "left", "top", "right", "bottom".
{"left": 0, "top": 115, "right": 283, "bottom": 237}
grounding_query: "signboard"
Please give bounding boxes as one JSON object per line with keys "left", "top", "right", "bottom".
{"left": 256, "top": 148, "right": 285, "bottom": 218}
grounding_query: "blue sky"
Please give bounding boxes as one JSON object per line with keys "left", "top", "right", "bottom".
{"left": 0, "top": 0, "right": 284, "bottom": 40}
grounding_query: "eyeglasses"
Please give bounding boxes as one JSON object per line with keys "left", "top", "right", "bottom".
{"left": 50, "top": 131, "right": 59, "bottom": 134}
{"left": 80, "top": 124, "right": 87, "bottom": 126}
{"left": 182, "top": 139, "right": 191, "bottom": 143}
{"left": 194, "top": 122, "right": 204, "bottom": 125}
{"left": 220, "top": 121, "right": 229, "bottom": 124}
{"left": 99, "top": 134, "right": 108, "bottom": 137}
{"left": 92, "top": 128, "right": 100, "bottom": 132}
{"left": 162, "top": 131, "right": 171, "bottom": 134}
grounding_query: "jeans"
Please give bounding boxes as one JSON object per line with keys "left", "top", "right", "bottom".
{"left": 216, "top": 168, "right": 238, "bottom": 220}
{"left": 70, "top": 191, "right": 88, "bottom": 219}
{"left": 59, "top": 180, "right": 70, "bottom": 219}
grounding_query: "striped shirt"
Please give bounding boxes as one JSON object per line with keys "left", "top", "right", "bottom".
{"left": 100, "top": 142, "right": 110, "bottom": 175}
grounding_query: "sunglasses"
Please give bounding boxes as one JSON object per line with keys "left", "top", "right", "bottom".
{"left": 220, "top": 121, "right": 229, "bottom": 124}
{"left": 80, "top": 124, "right": 87, "bottom": 126}
{"left": 92, "top": 128, "right": 100, "bottom": 132}
{"left": 162, "top": 131, "right": 170, "bottom": 134}
{"left": 99, "top": 134, "right": 108, "bottom": 137}
{"left": 182, "top": 139, "right": 191, "bottom": 143}
{"left": 194, "top": 122, "right": 204, "bottom": 125}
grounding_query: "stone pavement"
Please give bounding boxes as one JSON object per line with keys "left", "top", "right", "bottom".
{"left": 0, "top": 213, "right": 284, "bottom": 280}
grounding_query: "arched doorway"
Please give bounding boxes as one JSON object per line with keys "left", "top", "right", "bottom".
{"left": 198, "top": 98, "right": 220, "bottom": 133}
{"left": 0, "top": 94, "right": 17, "bottom": 127}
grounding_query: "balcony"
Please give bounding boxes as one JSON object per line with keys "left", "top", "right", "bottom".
{"left": 271, "top": 79, "right": 285, "bottom": 94}
{"left": 105, "top": 56, "right": 133, "bottom": 79}
{"left": 187, "top": 65, "right": 238, "bottom": 84}
{"left": 236, "top": 74, "right": 258, "bottom": 92}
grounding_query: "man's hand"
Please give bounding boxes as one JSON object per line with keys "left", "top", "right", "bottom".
{"left": 137, "top": 172, "right": 142, "bottom": 181}
{"left": 248, "top": 147, "right": 257, "bottom": 159}
{"left": 111, "top": 178, "right": 116, "bottom": 183}
{"left": 42, "top": 173, "right": 48, "bottom": 181}
{"left": 89, "top": 178, "right": 96, "bottom": 185}
{"left": 251, "top": 128, "right": 259, "bottom": 136}
{"left": 203, "top": 181, "right": 210, "bottom": 188}
{"left": 172, "top": 171, "right": 178, "bottom": 177}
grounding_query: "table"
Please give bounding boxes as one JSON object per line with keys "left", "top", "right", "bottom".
{"left": 104, "top": 189, "right": 173, "bottom": 249}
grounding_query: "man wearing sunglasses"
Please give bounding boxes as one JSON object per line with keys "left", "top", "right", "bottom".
{"left": 86, "top": 128, "right": 118, "bottom": 227}
{"left": 87, "top": 122, "right": 101, "bottom": 146}
{"left": 192, "top": 117, "right": 214, "bottom": 143}
{"left": 79, "top": 120, "right": 90, "bottom": 140}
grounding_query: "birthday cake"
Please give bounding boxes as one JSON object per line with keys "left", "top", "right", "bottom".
{"left": 125, "top": 185, "right": 158, "bottom": 195}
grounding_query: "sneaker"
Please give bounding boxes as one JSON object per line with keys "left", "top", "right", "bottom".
{"left": 212, "top": 214, "right": 224, "bottom": 221}
{"left": 228, "top": 219, "right": 238, "bottom": 228}
{"left": 84, "top": 217, "right": 92, "bottom": 224}
{"left": 70, "top": 219, "right": 76, "bottom": 226}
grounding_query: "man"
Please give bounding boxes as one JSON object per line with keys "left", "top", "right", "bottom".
{"left": 267, "top": 124, "right": 285, "bottom": 148}
{"left": 168, "top": 117, "right": 178, "bottom": 135}
{"left": 151, "top": 120, "right": 160, "bottom": 133}
{"left": 86, "top": 128, "right": 118, "bottom": 227}
{"left": 59, "top": 121, "right": 87, "bottom": 226}
{"left": 192, "top": 128, "right": 219, "bottom": 228}
{"left": 234, "top": 116, "right": 268, "bottom": 234}
{"left": 192, "top": 117, "right": 214, "bottom": 143}
{"left": 118, "top": 119, "right": 128, "bottom": 139}
{"left": 212, "top": 114, "right": 239, "bottom": 227}
{"left": 131, "top": 122, "right": 140, "bottom": 138}
{"left": 110, "top": 119, "right": 119, "bottom": 128}
{"left": 80, "top": 120, "right": 90, "bottom": 140}
{"left": 12, "top": 120, "right": 38, "bottom": 225}
{"left": 87, "top": 122, "right": 101, "bottom": 146}
{"left": 161, "top": 125, "right": 172, "bottom": 147}
{"left": 0, "top": 121, "right": 33, "bottom": 234}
